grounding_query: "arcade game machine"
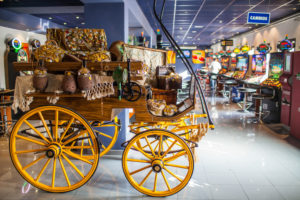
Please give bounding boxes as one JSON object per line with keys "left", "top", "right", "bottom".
{"left": 277, "top": 36, "right": 294, "bottom": 127}
{"left": 219, "top": 50, "right": 231, "bottom": 75}
{"left": 221, "top": 48, "right": 238, "bottom": 78}
{"left": 232, "top": 44, "right": 251, "bottom": 81}
{"left": 260, "top": 40, "right": 288, "bottom": 123}
{"left": 4, "top": 38, "right": 23, "bottom": 89}
{"left": 243, "top": 42, "right": 271, "bottom": 86}
{"left": 290, "top": 51, "right": 300, "bottom": 139}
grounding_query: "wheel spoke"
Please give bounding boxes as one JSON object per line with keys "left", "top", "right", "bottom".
{"left": 23, "top": 154, "right": 46, "bottom": 170}
{"left": 164, "top": 167, "right": 183, "bottom": 182}
{"left": 38, "top": 111, "right": 53, "bottom": 142}
{"left": 63, "top": 130, "right": 87, "bottom": 146}
{"left": 60, "top": 117, "right": 75, "bottom": 142}
{"left": 63, "top": 146, "right": 93, "bottom": 149}
{"left": 158, "top": 135, "right": 162, "bottom": 156}
{"left": 95, "top": 130, "right": 113, "bottom": 139}
{"left": 61, "top": 153, "right": 84, "bottom": 178}
{"left": 139, "top": 169, "right": 152, "bottom": 186}
{"left": 153, "top": 173, "right": 158, "bottom": 192}
{"left": 129, "top": 164, "right": 151, "bottom": 175}
{"left": 142, "top": 139, "right": 157, "bottom": 149}
{"left": 165, "top": 163, "right": 189, "bottom": 169}
{"left": 164, "top": 151, "right": 187, "bottom": 163}
{"left": 161, "top": 170, "right": 171, "bottom": 191}
{"left": 144, "top": 136, "right": 155, "bottom": 156}
{"left": 16, "top": 148, "right": 48, "bottom": 154}
{"left": 161, "top": 140, "right": 177, "bottom": 158}
{"left": 35, "top": 158, "right": 51, "bottom": 182}
{"left": 80, "top": 133, "right": 85, "bottom": 157}
{"left": 52, "top": 157, "right": 57, "bottom": 188}
{"left": 126, "top": 158, "right": 151, "bottom": 163}
{"left": 24, "top": 120, "right": 50, "bottom": 144}
{"left": 167, "top": 138, "right": 183, "bottom": 148}
{"left": 59, "top": 156, "right": 71, "bottom": 187}
{"left": 87, "top": 138, "right": 95, "bottom": 156}
{"left": 54, "top": 110, "right": 59, "bottom": 141}
{"left": 63, "top": 150, "right": 93, "bottom": 165}
{"left": 132, "top": 144, "right": 153, "bottom": 160}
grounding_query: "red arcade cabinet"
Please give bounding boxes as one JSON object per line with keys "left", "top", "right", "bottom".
{"left": 290, "top": 51, "right": 300, "bottom": 139}
{"left": 279, "top": 52, "right": 293, "bottom": 126}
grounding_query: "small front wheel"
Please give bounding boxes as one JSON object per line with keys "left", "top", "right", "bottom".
{"left": 122, "top": 129, "right": 194, "bottom": 197}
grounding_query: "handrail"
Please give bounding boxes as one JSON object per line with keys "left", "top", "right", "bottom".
{"left": 153, "top": 0, "right": 214, "bottom": 129}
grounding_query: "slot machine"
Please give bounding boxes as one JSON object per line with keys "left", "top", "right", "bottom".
{"left": 279, "top": 52, "right": 293, "bottom": 126}
{"left": 4, "top": 38, "right": 24, "bottom": 89}
{"left": 290, "top": 51, "right": 300, "bottom": 139}
{"left": 243, "top": 42, "right": 271, "bottom": 86}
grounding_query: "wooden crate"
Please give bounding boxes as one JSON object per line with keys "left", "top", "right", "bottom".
{"left": 151, "top": 88, "right": 177, "bottom": 105}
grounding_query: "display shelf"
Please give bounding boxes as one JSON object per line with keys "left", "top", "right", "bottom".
{"left": 13, "top": 61, "right": 144, "bottom": 72}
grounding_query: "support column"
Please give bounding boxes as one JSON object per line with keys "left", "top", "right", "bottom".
{"left": 84, "top": 2, "right": 128, "bottom": 47}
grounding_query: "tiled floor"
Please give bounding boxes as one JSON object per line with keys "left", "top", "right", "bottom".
{"left": 0, "top": 94, "right": 300, "bottom": 200}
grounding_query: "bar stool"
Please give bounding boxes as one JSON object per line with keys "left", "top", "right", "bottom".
{"left": 218, "top": 79, "right": 229, "bottom": 98}
{"left": 0, "top": 89, "right": 14, "bottom": 136}
{"left": 237, "top": 88, "right": 256, "bottom": 112}
{"left": 252, "top": 90, "right": 275, "bottom": 123}
{"left": 223, "top": 80, "right": 238, "bottom": 104}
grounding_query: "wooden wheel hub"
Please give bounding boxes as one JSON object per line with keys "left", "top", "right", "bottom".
{"left": 46, "top": 144, "right": 61, "bottom": 158}
{"left": 152, "top": 159, "right": 164, "bottom": 173}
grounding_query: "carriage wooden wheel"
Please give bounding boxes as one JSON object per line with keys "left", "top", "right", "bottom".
{"left": 122, "top": 129, "right": 194, "bottom": 196}
{"left": 9, "top": 105, "right": 100, "bottom": 192}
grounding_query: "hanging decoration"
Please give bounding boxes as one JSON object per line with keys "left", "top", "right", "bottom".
{"left": 192, "top": 50, "right": 205, "bottom": 64}
{"left": 240, "top": 44, "right": 250, "bottom": 53}
{"left": 257, "top": 40, "right": 272, "bottom": 54}
{"left": 278, "top": 35, "right": 293, "bottom": 51}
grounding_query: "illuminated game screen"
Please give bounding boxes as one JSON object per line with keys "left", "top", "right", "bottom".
{"left": 269, "top": 53, "right": 284, "bottom": 79}
{"left": 252, "top": 54, "right": 266, "bottom": 73}
{"left": 285, "top": 54, "right": 291, "bottom": 73}
{"left": 221, "top": 57, "right": 229, "bottom": 69}
{"left": 236, "top": 55, "right": 248, "bottom": 71}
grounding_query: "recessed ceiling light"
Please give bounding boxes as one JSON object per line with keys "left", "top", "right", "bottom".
{"left": 219, "top": 20, "right": 223, "bottom": 23}
{"left": 176, "top": 40, "right": 178, "bottom": 42}
{"left": 177, "top": 35, "right": 180, "bottom": 38}
{"left": 248, "top": 26, "right": 252, "bottom": 29}
{"left": 236, "top": 32, "right": 239, "bottom": 34}
{"left": 76, "top": 16, "right": 80, "bottom": 19}
{"left": 49, "top": 17, "right": 52, "bottom": 20}
{"left": 292, "top": 7, "right": 297, "bottom": 10}
{"left": 179, "top": 27, "right": 183, "bottom": 30}
{"left": 184, "top": 42, "right": 188, "bottom": 44}
{"left": 81, "top": 22, "right": 85, "bottom": 25}
{"left": 63, "top": 22, "right": 67, "bottom": 25}
{"left": 75, "top": 27, "right": 79, "bottom": 29}
{"left": 192, "top": 31, "right": 197, "bottom": 33}
{"left": 192, "top": 42, "right": 195, "bottom": 44}
{"left": 197, "top": 38, "right": 200, "bottom": 40}
{"left": 187, "top": 36, "right": 192, "bottom": 39}
{"left": 195, "top": 25, "right": 203, "bottom": 28}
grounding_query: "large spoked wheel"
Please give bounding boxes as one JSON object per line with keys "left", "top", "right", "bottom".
{"left": 91, "top": 117, "right": 120, "bottom": 157}
{"left": 122, "top": 129, "right": 194, "bottom": 197}
{"left": 9, "top": 105, "right": 100, "bottom": 192}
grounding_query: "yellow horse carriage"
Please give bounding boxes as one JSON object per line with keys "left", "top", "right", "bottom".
{"left": 8, "top": 1, "right": 214, "bottom": 197}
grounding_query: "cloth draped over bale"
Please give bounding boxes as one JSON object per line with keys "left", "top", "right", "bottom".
{"left": 12, "top": 74, "right": 114, "bottom": 113}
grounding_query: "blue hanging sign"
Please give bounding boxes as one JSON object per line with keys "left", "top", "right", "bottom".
{"left": 247, "top": 12, "right": 270, "bottom": 24}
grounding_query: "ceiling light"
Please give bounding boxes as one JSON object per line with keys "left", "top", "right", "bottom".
{"left": 193, "top": 42, "right": 195, "bottom": 44}
{"left": 63, "top": 22, "right": 67, "bottom": 25}
{"left": 184, "top": 42, "right": 188, "bottom": 44}
{"left": 236, "top": 32, "right": 239, "bottom": 34}
{"left": 179, "top": 27, "right": 183, "bottom": 30}
{"left": 219, "top": 20, "right": 223, "bottom": 23}
{"left": 76, "top": 16, "right": 80, "bottom": 19}
{"left": 177, "top": 35, "right": 180, "bottom": 38}
{"left": 75, "top": 27, "right": 79, "bottom": 29}
{"left": 187, "top": 36, "right": 192, "bottom": 39}
{"left": 49, "top": 17, "right": 52, "bottom": 20}
{"left": 197, "top": 38, "right": 200, "bottom": 40}
{"left": 192, "top": 31, "right": 197, "bottom": 33}
{"left": 81, "top": 22, "right": 85, "bottom": 25}
{"left": 292, "top": 7, "right": 297, "bottom": 10}
{"left": 195, "top": 25, "right": 203, "bottom": 28}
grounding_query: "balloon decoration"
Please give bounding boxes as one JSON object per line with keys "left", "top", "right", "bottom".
{"left": 257, "top": 41, "right": 272, "bottom": 54}
{"left": 278, "top": 35, "right": 293, "bottom": 51}
{"left": 240, "top": 44, "right": 250, "bottom": 53}
{"left": 226, "top": 50, "right": 232, "bottom": 56}
{"left": 233, "top": 47, "right": 240, "bottom": 54}
{"left": 219, "top": 50, "right": 225, "bottom": 56}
